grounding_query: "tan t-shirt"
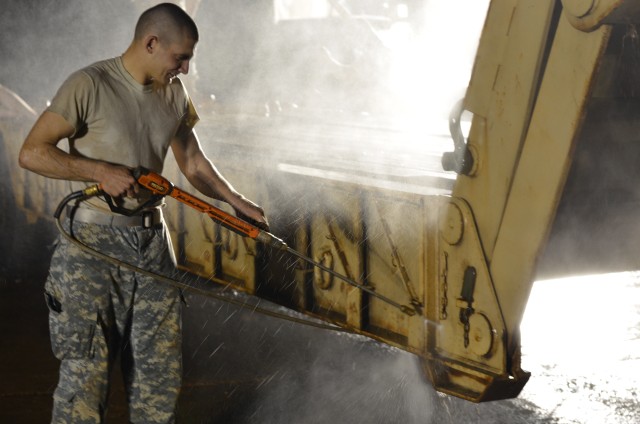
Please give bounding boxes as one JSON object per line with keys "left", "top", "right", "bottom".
{"left": 48, "top": 56, "right": 199, "bottom": 212}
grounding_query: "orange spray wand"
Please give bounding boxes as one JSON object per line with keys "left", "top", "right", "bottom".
{"left": 133, "top": 167, "right": 286, "bottom": 249}
{"left": 132, "top": 166, "right": 416, "bottom": 315}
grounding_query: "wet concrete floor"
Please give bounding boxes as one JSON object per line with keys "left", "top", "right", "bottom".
{"left": 1, "top": 212, "right": 639, "bottom": 423}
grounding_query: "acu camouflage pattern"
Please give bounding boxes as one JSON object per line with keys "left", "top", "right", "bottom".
{"left": 45, "top": 219, "right": 182, "bottom": 423}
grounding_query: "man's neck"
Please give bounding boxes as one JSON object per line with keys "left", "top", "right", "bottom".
{"left": 121, "top": 47, "right": 150, "bottom": 85}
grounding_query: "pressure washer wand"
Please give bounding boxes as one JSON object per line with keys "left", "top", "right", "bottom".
{"left": 133, "top": 167, "right": 416, "bottom": 315}
{"left": 133, "top": 167, "right": 287, "bottom": 249}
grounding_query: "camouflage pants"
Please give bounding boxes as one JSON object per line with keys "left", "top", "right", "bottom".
{"left": 45, "top": 220, "right": 182, "bottom": 424}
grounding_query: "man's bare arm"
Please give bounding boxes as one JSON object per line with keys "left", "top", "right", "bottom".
{"left": 171, "top": 129, "right": 269, "bottom": 229}
{"left": 19, "top": 111, "right": 137, "bottom": 197}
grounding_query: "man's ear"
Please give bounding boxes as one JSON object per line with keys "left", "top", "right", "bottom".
{"left": 144, "top": 35, "right": 159, "bottom": 54}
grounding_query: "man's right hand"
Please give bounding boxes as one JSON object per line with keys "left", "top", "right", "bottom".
{"left": 95, "top": 164, "right": 139, "bottom": 199}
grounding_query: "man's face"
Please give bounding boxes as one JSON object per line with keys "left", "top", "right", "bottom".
{"left": 150, "top": 32, "right": 196, "bottom": 85}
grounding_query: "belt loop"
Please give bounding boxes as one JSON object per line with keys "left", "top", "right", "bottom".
{"left": 142, "top": 211, "right": 153, "bottom": 229}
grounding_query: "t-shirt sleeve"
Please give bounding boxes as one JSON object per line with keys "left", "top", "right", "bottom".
{"left": 46, "top": 70, "right": 94, "bottom": 137}
{"left": 175, "top": 78, "right": 199, "bottom": 130}
{"left": 184, "top": 95, "right": 200, "bottom": 130}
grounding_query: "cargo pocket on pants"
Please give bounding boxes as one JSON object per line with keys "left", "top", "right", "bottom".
{"left": 45, "top": 291, "right": 96, "bottom": 360}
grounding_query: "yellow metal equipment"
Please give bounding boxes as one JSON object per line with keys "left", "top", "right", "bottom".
{"left": 4, "top": 0, "right": 640, "bottom": 403}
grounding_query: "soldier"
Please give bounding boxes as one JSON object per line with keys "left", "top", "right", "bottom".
{"left": 18, "top": 3, "right": 268, "bottom": 423}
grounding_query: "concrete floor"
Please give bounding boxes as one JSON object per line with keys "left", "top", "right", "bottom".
{"left": 0, "top": 275, "right": 546, "bottom": 424}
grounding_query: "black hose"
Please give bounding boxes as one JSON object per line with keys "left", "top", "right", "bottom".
{"left": 53, "top": 190, "right": 85, "bottom": 219}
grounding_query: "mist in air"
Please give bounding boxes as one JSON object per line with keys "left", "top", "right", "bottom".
{"left": 0, "top": 1, "right": 571, "bottom": 423}
{"left": 2, "top": 1, "right": 640, "bottom": 424}
{"left": 0, "top": 0, "right": 491, "bottom": 421}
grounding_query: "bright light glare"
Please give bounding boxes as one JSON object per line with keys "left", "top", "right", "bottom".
{"left": 522, "top": 271, "right": 640, "bottom": 369}
{"left": 388, "top": 0, "right": 491, "bottom": 124}
{"left": 520, "top": 271, "right": 640, "bottom": 423}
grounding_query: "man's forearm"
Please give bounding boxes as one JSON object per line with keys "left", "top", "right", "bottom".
{"left": 184, "top": 156, "right": 244, "bottom": 206}
{"left": 19, "top": 110, "right": 107, "bottom": 183}
{"left": 20, "top": 143, "right": 141, "bottom": 198}
{"left": 19, "top": 143, "right": 105, "bottom": 182}
{"left": 171, "top": 130, "right": 267, "bottom": 226}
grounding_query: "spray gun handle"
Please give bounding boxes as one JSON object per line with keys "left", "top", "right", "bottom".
{"left": 133, "top": 166, "right": 286, "bottom": 248}
{"left": 133, "top": 166, "right": 174, "bottom": 196}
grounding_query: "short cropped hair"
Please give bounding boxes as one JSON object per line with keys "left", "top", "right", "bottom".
{"left": 134, "top": 3, "right": 199, "bottom": 43}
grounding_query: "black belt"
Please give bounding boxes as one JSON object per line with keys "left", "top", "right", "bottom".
{"left": 67, "top": 206, "right": 163, "bottom": 228}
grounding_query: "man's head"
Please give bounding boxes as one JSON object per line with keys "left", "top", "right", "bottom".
{"left": 134, "top": 2, "right": 198, "bottom": 45}
{"left": 127, "top": 3, "right": 199, "bottom": 86}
